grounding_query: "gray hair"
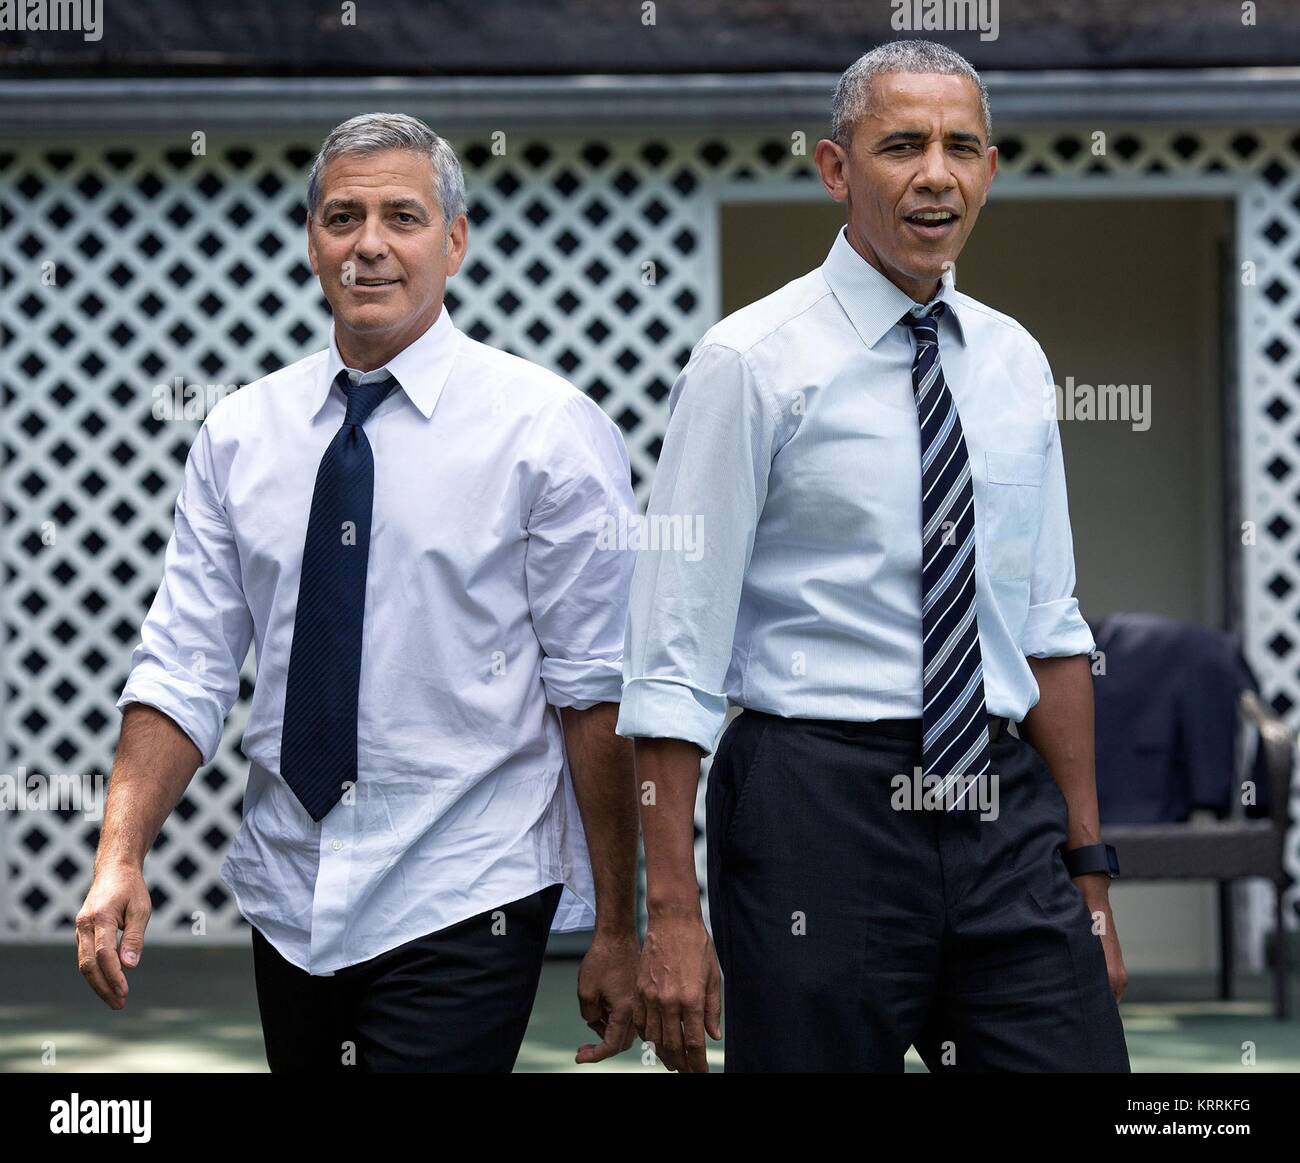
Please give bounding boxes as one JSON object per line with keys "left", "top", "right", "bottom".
{"left": 306, "top": 112, "right": 467, "bottom": 227}
{"left": 831, "top": 40, "right": 991, "bottom": 149}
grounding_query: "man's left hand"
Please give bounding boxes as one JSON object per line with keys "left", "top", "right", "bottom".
{"left": 1076, "top": 878, "right": 1127, "bottom": 1003}
{"left": 575, "top": 929, "right": 641, "bottom": 1064}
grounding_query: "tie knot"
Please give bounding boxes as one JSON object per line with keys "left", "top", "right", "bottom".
{"left": 338, "top": 370, "right": 397, "bottom": 428}
{"left": 900, "top": 301, "right": 946, "bottom": 331}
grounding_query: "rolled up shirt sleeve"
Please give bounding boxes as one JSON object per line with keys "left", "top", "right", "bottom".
{"left": 116, "top": 410, "right": 254, "bottom": 765}
{"left": 617, "top": 342, "right": 779, "bottom": 754}
{"left": 525, "top": 390, "right": 638, "bottom": 709}
{"left": 1021, "top": 348, "right": 1096, "bottom": 659}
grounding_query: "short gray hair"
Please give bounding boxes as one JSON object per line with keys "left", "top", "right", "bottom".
{"left": 831, "top": 40, "right": 991, "bottom": 149}
{"left": 306, "top": 112, "right": 467, "bottom": 226}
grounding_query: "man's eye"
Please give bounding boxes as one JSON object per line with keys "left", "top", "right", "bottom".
{"left": 329, "top": 214, "right": 353, "bottom": 225}
{"left": 396, "top": 213, "right": 417, "bottom": 223}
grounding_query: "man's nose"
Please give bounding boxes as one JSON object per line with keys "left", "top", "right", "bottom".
{"left": 354, "top": 218, "right": 389, "bottom": 260}
{"left": 914, "top": 143, "right": 956, "bottom": 192}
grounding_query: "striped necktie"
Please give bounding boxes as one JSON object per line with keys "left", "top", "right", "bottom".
{"left": 900, "top": 303, "right": 992, "bottom": 810}
{"left": 279, "top": 369, "right": 397, "bottom": 821}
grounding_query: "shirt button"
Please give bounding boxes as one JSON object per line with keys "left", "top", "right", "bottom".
{"left": 330, "top": 839, "right": 344, "bottom": 852}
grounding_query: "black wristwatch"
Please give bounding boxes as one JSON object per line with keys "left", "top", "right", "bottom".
{"left": 1061, "top": 842, "right": 1120, "bottom": 879}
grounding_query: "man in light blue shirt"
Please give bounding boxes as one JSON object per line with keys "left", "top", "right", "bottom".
{"left": 618, "top": 41, "right": 1130, "bottom": 1073}
{"left": 76, "top": 114, "right": 641, "bottom": 1072}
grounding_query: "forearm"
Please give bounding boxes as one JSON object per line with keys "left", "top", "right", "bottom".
{"left": 559, "top": 702, "right": 638, "bottom": 936}
{"left": 1018, "top": 653, "right": 1101, "bottom": 853}
{"left": 632, "top": 736, "right": 705, "bottom": 920}
{"left": 96, "top": 703, "right": 202, "bottom": 872}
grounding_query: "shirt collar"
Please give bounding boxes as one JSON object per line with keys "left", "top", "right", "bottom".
{"left": 820, "top": 226, "right": 967, "bottom": 350}
{"left": 315, "top": 304, "right": 459, "bottom": 421}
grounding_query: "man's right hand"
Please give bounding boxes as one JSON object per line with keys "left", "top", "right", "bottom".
{"left": 635, "top": 912, "right": 723, "bottom": 1073}
{"left": 75, "top": 862, "right": 152, "bottom": 1010}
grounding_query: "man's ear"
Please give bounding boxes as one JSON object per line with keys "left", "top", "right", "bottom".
{"left": 814, "top": 138, "right": 850, "bottom": 204}
{"left": 444, "top": 214, "right": 469, "bottom": 278}
{"left": 979, "top": 145, "right": 999, "bottom": 208}
{"left": 306, "top": 215, "right": 319, "bottom": 277}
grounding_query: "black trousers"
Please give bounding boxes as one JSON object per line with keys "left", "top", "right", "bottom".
{"left": 250, "top": 882, "right": 563, "bottom": 1072}
{"left": 706, "top": 710, "right": 1131, "bottom": 1073}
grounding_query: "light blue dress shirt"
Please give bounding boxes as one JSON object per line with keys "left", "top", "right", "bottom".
{"left": 617, "top": 227, "right": 1095, "bottom": 755}
{"left": 117, "top": 306, "right": 638, "bottom": 972}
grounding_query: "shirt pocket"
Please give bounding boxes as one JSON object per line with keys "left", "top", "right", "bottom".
{"left": 983, "top": 449, "right": 1046, "bottom": 580}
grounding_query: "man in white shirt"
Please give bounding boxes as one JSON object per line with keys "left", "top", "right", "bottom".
{"left": 75, "top": 113, "right": 642, "bottom": 1072}
{"left": 619, "top": 42, "right": 1130, "bottom": 1072}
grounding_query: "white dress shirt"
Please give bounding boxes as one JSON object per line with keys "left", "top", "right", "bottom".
{"left": 617, "top": 226, "right": 1095, "bottom": 755}
{"left": 117, "top": 305, "right": 637, "bottom": 973}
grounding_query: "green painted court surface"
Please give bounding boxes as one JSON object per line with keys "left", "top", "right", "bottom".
{"left": 3, "top": 945, "right": 1296, "bottom": 1073}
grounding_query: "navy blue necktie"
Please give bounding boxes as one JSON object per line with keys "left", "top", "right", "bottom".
{"left": 279, "top": 369, "right": 396, "bottom": 821}
{"left": 900, "top": 304, "right": 993, "bottom": 810}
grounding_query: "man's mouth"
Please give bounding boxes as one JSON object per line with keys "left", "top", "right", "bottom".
{"left": 902, "top": 210, "right": 959, "bottom": 237}
{"left": 353, "top": 277, "right": 401, "bottom": 288}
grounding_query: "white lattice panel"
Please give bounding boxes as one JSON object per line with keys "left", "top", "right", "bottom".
{"left": 1, "top": 126, "right": 1297, "bottom": 943}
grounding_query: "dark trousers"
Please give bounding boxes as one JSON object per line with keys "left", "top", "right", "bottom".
{"left": 250, "top": 882, "right": 563, "bottom": 1072}
{"left": 706, "top": 710, "right": 1131, "bottom": 1073}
